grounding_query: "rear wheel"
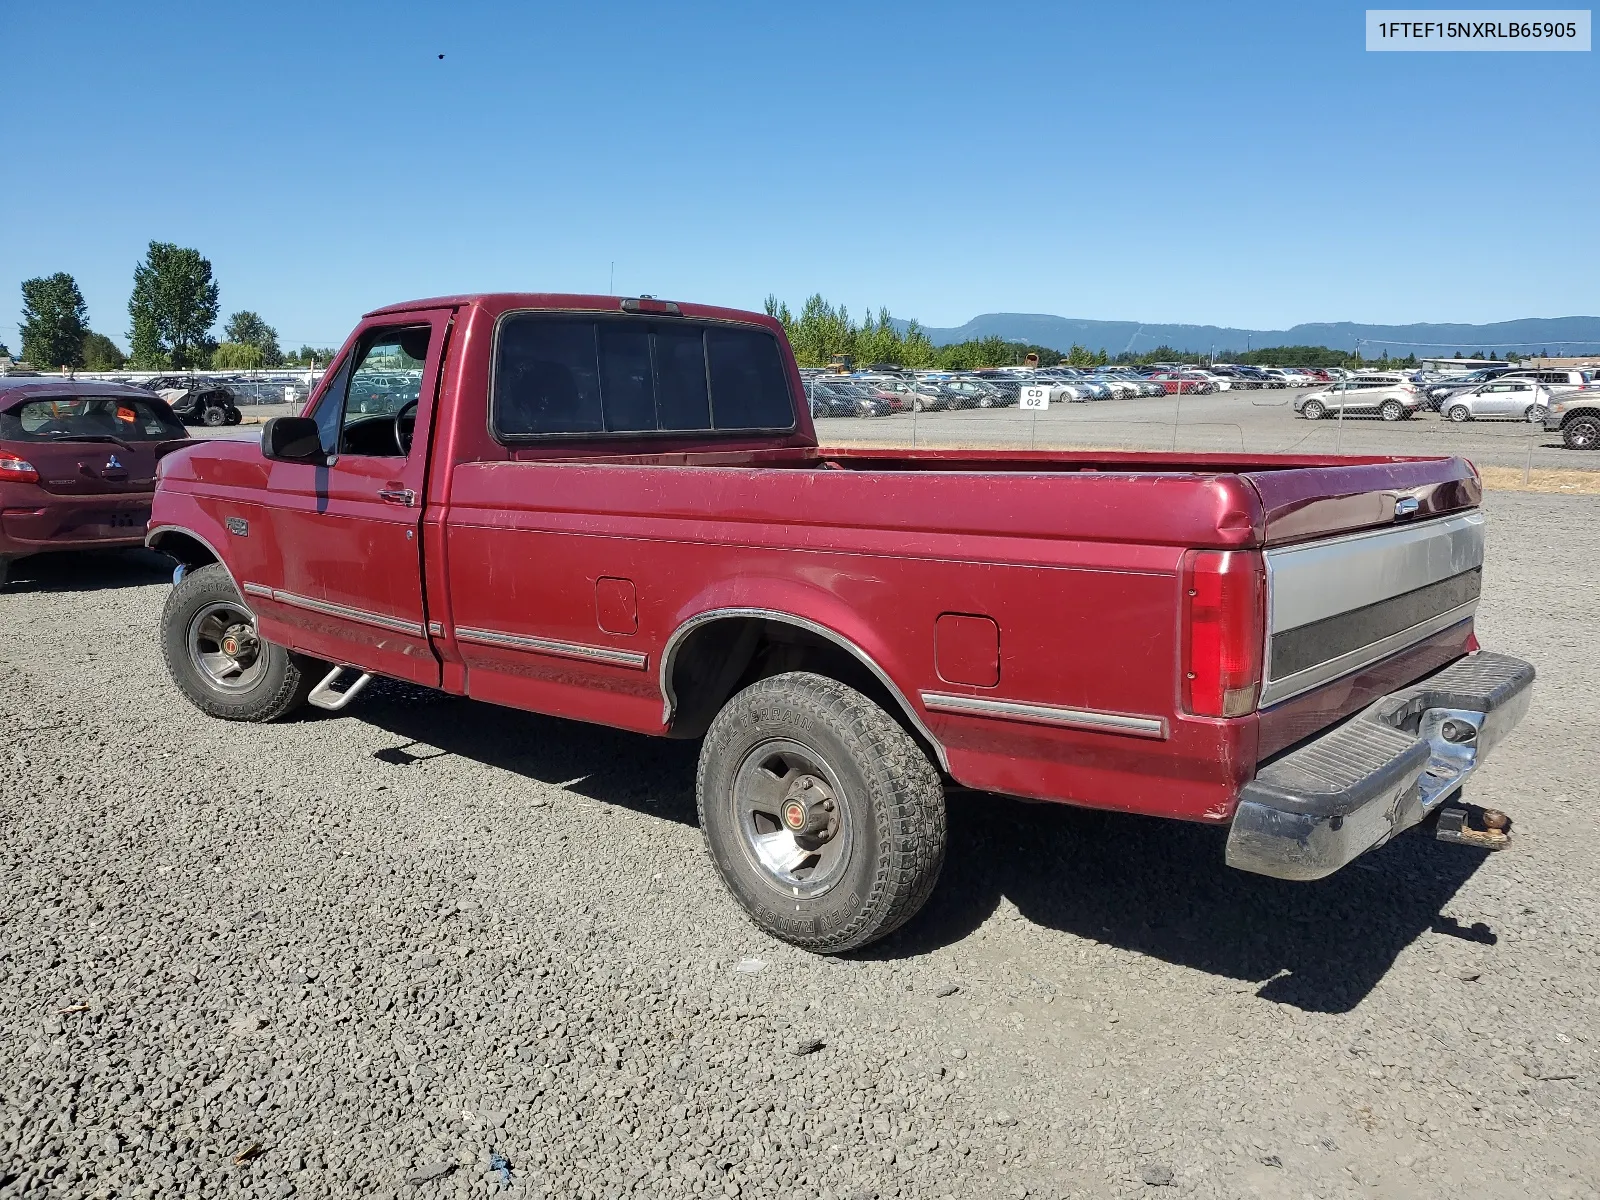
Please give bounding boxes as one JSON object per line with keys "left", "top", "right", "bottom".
{"left": 1301, "top": 399, "right": 1326, "bottom": 420}
{"left": 160, "top": 564, "right": 321, "bottom": 721}
{"left": 697, "top": 672, "right": 946, "bottom": 954}
{"left": 1380, "top": 400, "right": 1406, "bottom": 422}
{"left": 1447, "top": 405, "right": 1471, "bottom": 423}
{"left": 1563, "top": 415, "right": 1600, "bottom": 450}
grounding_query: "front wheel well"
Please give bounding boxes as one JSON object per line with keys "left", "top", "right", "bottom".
{"left": 664, "top": 615, "right": 942, "bottom": 767}
{"left": 147, "top": 529, "right": 219, "bottom": 570}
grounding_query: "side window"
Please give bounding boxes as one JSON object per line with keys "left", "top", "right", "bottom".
{"left": 342, "top": 327, "right": 430, "bottom": 456}
{"left": 310, "top": 354, "right": 355, "bottom": 455}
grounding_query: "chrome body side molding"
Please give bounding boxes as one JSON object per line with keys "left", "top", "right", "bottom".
{"left": 920, "top": 691, "right": 1168, "bottom": 740}
{"left": 454, "top": 625, "right": 649, "bottom": 670}
{"left": 242, "top": 584, "right": 427, "bottom": 637}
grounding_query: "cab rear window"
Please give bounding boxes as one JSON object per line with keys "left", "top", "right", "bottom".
{"left": 492, "top": 314, "right": 795, "bottom": 439}
{"left": 0, "top": 397, "right": 187, "bottom": 442}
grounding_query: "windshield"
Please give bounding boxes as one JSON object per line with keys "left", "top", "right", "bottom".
{"left": 1, "top": 396, "right": 188, "bottom": 443}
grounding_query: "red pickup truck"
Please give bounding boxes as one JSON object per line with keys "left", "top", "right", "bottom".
{"left": 147, "top": 293, "right": 1534, "bottom": 952}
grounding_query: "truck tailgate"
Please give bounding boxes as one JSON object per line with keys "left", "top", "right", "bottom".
{"left": 1241, "top": 456, "right": 1479, "bottom": 547}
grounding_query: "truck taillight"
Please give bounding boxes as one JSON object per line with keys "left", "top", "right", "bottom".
{"left": 0, "top": 452, "right": 39, "bottom": 483}
{"left": 1181, "top": 549, "right": 1265, "bottom": 718}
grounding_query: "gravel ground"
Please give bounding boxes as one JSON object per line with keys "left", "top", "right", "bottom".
{"left": 816, "top": 390, "right": 1598, "bottom": 475}
{"left": 215, "top": 393, "right": 1600, "bottom": 476}
{"left": 1, "top": 493, "right": 1596, "bottom": 1200}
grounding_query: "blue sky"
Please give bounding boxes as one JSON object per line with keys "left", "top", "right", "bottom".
{"left": 2, "top": 0, "right": 1595, "bottom": 352}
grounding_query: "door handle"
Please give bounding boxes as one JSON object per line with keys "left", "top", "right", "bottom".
{"left": 378, "top": 488, "right": 416, "bottom": 507}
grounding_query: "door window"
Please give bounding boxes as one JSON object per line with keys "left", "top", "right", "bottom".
{"left": 308, "top": 326, "right": 432, "bottom": 457}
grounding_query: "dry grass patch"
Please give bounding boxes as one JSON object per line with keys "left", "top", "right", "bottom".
{"left": 1476, "top": 466, "right": 1600, "bottom": 494}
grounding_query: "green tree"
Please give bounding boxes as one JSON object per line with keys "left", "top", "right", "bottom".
{"left": 128, "top": 241, "right": 220, "bottom": 369}
{"left": 284, "top": 344, "right": 339, "bottom": 367}
{"left": 0, "top": 341, "right": 10, "bottom": 358}
{"left": 19, "top": 273, "right": 89, "bottom": 369}
{"left": 80, "top": 332, "right": 128, "bottom": 370}
{"left": 211, "top": 342, "right": 266, "bottom": 369}
{"left": 222, "top": 310, "right": 283, "bottom": 366}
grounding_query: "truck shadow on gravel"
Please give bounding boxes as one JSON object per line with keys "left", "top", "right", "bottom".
{"left": 357, "top": 682, "right": 702, "bottom": 825}
{"left": 876, "top": 792, "right": 1494, "bottom": 1013}
{"left": 353, "top": 683, "right": 1491, "bottom": 1014}
{"left": 1, "top": 549, "right": 173, "bottom": 594}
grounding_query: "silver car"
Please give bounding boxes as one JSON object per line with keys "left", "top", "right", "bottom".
{"left": 1440, "top": 379, "right": 1552, "bottom": 423}
{"left": 1295, "top": 375, "right": 1424, "bottom": 421}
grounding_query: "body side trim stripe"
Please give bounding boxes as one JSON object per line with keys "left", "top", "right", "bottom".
{"left": 920, "top": 691, "right": 1168, "bottom": 739}
{"left": 454, "top": 625, "right": 649, "bottom": 670}
{"left": 245, "top": 585, "right": 427, "bottom": 637}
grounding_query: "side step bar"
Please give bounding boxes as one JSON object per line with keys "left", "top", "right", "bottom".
{"left": 307, "top": 666, "right": 374, "bottom": 711}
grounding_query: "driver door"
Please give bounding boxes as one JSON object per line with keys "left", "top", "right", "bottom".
{"left": 252, "top": 310, "right": 452, "bottom": 686}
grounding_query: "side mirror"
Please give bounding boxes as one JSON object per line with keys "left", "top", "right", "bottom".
{"left": 262, "top": 416, "right": 328, "bottom": 464}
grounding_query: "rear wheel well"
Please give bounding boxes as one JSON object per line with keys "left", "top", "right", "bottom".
{"left": 148, "top": 529, "right": 218, "bottom": 570}
{"left": 665, "top": 615, "right": 941, "bottom": 766}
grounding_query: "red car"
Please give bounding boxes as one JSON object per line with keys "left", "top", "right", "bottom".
{"left": 1149, "top": 372, "right": 1216, "bottom": 394}
{"left": 0, "top": 381, "right": 192, "bottom": 584}
{"left": 146, "top": 293, "right": 1532, "bottom": 953}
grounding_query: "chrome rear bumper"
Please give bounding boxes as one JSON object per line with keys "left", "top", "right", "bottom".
{"left": 1226, "top": 652, "right": 1534, "bottom": 881}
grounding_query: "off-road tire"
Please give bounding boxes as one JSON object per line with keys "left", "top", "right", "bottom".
{"left": 1563, "top": 415, "right": 1600, "bottom": 450}
{"left": 1301, "top": 399, "right": 1326, "bottom": 420}
{"left": 1447, "top": 405, "right": 1471, "bottom": 423}
{"left": 202, "top": 404, "right": 228, "bottom": 428}
{"left": 224, "top": 406, "right": 243, "bottom": 426}
{"left": 1380, "top": 400, "right": 1406, "bottom": 422}
{"left": 697, "top": 672, "right": 946, "bottom": 954}
{"left": 160, "top": 564, "right": 319, "bottom": 721}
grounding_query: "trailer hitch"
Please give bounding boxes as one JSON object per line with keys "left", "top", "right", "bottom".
{"left": 1434, "top": 803, "right": 1512, "bottom": 851}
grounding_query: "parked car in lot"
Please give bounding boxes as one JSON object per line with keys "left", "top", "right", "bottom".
{"left": 1295, "top": 374, "right": 1425, "bottom": 421}
{"left": 0, "top": 381, "right": 193, "bottom": 584}
{"left": 145, "top": 290, "right": 1534, "bottom": 954}
{"left": 1422, "top": 367, "right": 1516, "bottom": 411}
{"left": 1501, "top": 368, "right": 1592, "bottom": 390}
{"left": 1440, "top": 379, "right": 1552, "bottom": 422}
{"left": 806, "top": 381, "right": 891, "bottom": 418}
{"left": 144, "top": 376, "right": 243, "bottom": 427}
{"left": 1542, "top": 387, "right": 1600, "bottom": 449}
{"left": 1149, "top": 372, "right": 1216, "bottom": 395}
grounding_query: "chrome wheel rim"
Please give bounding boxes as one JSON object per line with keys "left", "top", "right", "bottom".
{"left": 187, "top": 600, "right": 264, "bottom": 692}
{"left": 731, "top": 738, "right": 854, "bottom": 899}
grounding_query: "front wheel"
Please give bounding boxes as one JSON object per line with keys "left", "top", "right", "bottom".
{"left": 201, "top": 404, "right": 228, "bottom": 428}
{"left": 697, "top": 672, "right": 946, "bottom": 954}
{"left": 1301, "top": 399, "right": 1326, "bottom": 420}
{"left": 1446, "top": 405, "right": 1471, "bottom": 423}
{"left": 1380, "top": 400, "right": 1406, "bottom": 422}
{"left": 224, "top": 406, "right": 243, "bottom": 426}
{"left": 160, "top": 564, "right": 321, "bottom": 721}
{"left": 1563, "top": 415, "right": 1600, "bottom": 450}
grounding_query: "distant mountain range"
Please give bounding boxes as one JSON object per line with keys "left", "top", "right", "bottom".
{"left": 894, "top": 314, "right": 1600, "bottom": 357}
